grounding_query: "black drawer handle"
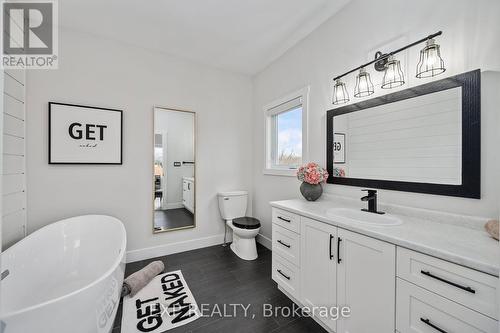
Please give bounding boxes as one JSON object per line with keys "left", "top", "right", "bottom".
{"left": 337, "top": 237, "right": 342, "bottom": 264}
{"left": 277, "top": 269, "right": 290, "bottom": 280}
{"left": 329, "top": 234, "right": 334, "bottom": 260}
{"left": 277, "top": 240, "right": 291, "bottom": 248}
{"left": 420, "top": 318, "right": 448, "bottom": 333}
{"left": 420, "top": 270, "right": 475, "bottom": 294}
{"left": 277, "top": 216, "right": 291, "bottom": 223}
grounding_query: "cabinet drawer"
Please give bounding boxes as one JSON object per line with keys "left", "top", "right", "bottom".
{"left": 272, "top": 254, "right": 300, "bottom": 300}
{"left": 272, "top": 208, "right": 300, "bottom": 233}
{"left": 272, "top": 224, "right": 300, "bottom": 267}
{"left": 397, "top": 279, "right": 497, "bottom": 333}
{"left": 397, "top": 247, "right": 498, "bottom": 319}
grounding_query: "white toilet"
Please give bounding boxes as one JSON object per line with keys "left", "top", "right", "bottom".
{"left": 218, "top": 191, "right": 261, "bottom": 260}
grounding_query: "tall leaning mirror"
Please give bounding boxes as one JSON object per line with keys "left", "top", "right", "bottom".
{"left": 153, "top": 107, "right": 196, "bottom": 233}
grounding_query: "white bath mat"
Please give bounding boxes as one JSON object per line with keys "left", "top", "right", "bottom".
{"left": 121, "top": 270, "right": 200, "bottom": 333}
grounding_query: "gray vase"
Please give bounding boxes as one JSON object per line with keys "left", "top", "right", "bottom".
{"left": 300, "top": 182, "right": 323, "bottom": 201}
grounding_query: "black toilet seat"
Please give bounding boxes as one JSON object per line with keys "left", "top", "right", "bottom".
{"left": 232, "top": 217, "right": 261, "bottom": 229}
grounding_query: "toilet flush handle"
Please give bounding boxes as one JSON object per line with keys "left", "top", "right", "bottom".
{"left": 224, "top": 197, "right": 229, "bottom": 200}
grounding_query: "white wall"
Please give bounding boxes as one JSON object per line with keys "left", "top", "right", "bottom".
{"left": 252, "top": 0, "right": 500, "bottom": 242}
{"left": 26, "top": 29, "right": 253, "bottom": 260}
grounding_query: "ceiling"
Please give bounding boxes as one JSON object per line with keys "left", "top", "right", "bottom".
{"left": 59, "top": 0, "right": 350, "bottom": 75}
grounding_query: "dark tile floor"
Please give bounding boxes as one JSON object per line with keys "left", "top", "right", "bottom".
{"left": 113, "top": 244, "right": 327, "bottom": 333}
{"left": 154, "top": 208, "right": 194, "bottom": 230}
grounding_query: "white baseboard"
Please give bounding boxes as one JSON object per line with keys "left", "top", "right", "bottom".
{"left": 126, "top": 233, "right": 224, "bottom": 263}
{"left": 256, "top": 233, "right": 272, "bottom": 250}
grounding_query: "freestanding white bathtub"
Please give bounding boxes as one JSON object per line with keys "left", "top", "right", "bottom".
{"left": 0, "top": 215, "right": 126, "bottom": 333}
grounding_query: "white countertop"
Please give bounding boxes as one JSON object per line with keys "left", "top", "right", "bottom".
{"left": 270, "top": 198, "right": 500, "bottom": 276}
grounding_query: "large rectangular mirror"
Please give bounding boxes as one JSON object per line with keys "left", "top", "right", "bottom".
{"left": 326, "top": 70, "right": 480, "bottom": 198}
{"left": 153, "top": 107, "right": 196, "bottom": 233}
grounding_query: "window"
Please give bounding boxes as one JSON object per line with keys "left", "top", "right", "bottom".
{"left": 264, "top": 87, "right": 309, "bottom": 176}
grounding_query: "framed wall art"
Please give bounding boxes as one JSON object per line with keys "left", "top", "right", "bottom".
{"left": 48, "top": 102, "right": 123, "bottom": 164}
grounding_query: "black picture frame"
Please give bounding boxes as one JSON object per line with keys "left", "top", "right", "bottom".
{"left": 48, "top": 102, "right": 123, "bottom": 165}
{"left": 326, "top": 69, "right": 481, "bottom": 199}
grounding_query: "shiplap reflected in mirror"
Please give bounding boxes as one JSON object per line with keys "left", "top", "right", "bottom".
{"left": 333, "top": 88, "right": 462, "bottom": 184}
{"left": 153, "top": 107, "right": 196, "bottom": 233}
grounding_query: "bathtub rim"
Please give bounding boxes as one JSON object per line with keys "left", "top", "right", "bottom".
{"left": 0, "top": 214, "right": 127, "bottom": 319}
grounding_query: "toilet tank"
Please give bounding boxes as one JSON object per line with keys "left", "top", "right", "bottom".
{"left": 218, "top": 191, "right": 248, "bottom": 220}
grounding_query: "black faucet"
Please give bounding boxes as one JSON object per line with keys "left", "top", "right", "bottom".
{"left": 360, "top": 189, "right": 385, "bottom": 214}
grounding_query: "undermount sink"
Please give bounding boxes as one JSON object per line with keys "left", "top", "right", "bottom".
{"left": 326, "top": 208, "right": 403, "bottom": 226}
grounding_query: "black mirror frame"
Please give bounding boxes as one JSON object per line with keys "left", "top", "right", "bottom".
{"left": 326, "top": 69, "right": 481, "bottom": 199}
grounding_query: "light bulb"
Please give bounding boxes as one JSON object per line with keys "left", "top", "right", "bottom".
{"left": 332, "top": 79, "right": 349, "bottom": 105}
{"left": 416, "top": 38, "right": 445, "bottom": 78}
{"left": 354, "top": 68, "right": 374, "bottom": 97}
{"left": 382, "top": 56, "right": 405, "bottom": 89}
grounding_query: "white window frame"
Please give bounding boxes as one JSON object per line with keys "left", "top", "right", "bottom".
{"left": 263, "top": 86, "right": 309, "bottom": 176}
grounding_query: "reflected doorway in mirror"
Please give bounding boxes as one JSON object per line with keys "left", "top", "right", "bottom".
{"left": 153, "top": 107, "right": 196, "bottom": 233}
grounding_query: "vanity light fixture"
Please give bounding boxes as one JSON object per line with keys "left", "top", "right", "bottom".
{"left": 332, "top": 79, "right": 349, "bottom": 105}
{"left": 331, "top": 31, "right": 444, "bottom": 104}
{"left": 354, "top": 67, "right": 374, "bottom": 97}
{"left": 416, "top": 38, "right": 446, "bottom": 78}
{"left": 381, "top": 56, "right": 405, "bottom": 89}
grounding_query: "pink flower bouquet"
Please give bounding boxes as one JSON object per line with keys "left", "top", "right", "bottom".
{"left": 297, "top": 162, "right": 329, "bottom": 184}
{"left": 297, "top": 163, "right": 328, "bottom": 201}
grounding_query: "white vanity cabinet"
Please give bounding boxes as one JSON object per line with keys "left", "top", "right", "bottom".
{"left": 182, "top": 177, "right": 194, "bottom": 213}
{"left": 396, "top": 248, "right": 498, "bottom": 333}
{"left": 272, "top": 209, "right": 396, "bottom": 333}
{"left": 336, "top": 228, "right": 396, "bottom": 333}
{"left": 301, "top": 217, "right": 338, "bottom": 332}
{"left": 271, "top": 204, "right": 499, "bottom": 333}
{"left": 397, "top": 279, "right": 497, "bottom": 333}
{"left": 271, "top": 209, "right": 302, "bottom": 299}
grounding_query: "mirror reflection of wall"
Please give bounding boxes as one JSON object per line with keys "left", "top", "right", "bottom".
{"left": 333, "top": 87, "right": 462, "bottom": 185}
{"left": 153, "top": 107, "right": 195, "bottom": 233}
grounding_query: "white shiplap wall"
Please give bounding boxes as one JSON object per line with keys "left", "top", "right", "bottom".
{"left": 2, "top": 68, "right": 26, "bottom": 249}
{"left": 334, "top": 87, "right": 462, "bottom": 185}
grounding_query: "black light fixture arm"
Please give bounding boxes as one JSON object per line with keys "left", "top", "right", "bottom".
{"left": 333, "top": 31, "right": 442, "bottom": 81}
